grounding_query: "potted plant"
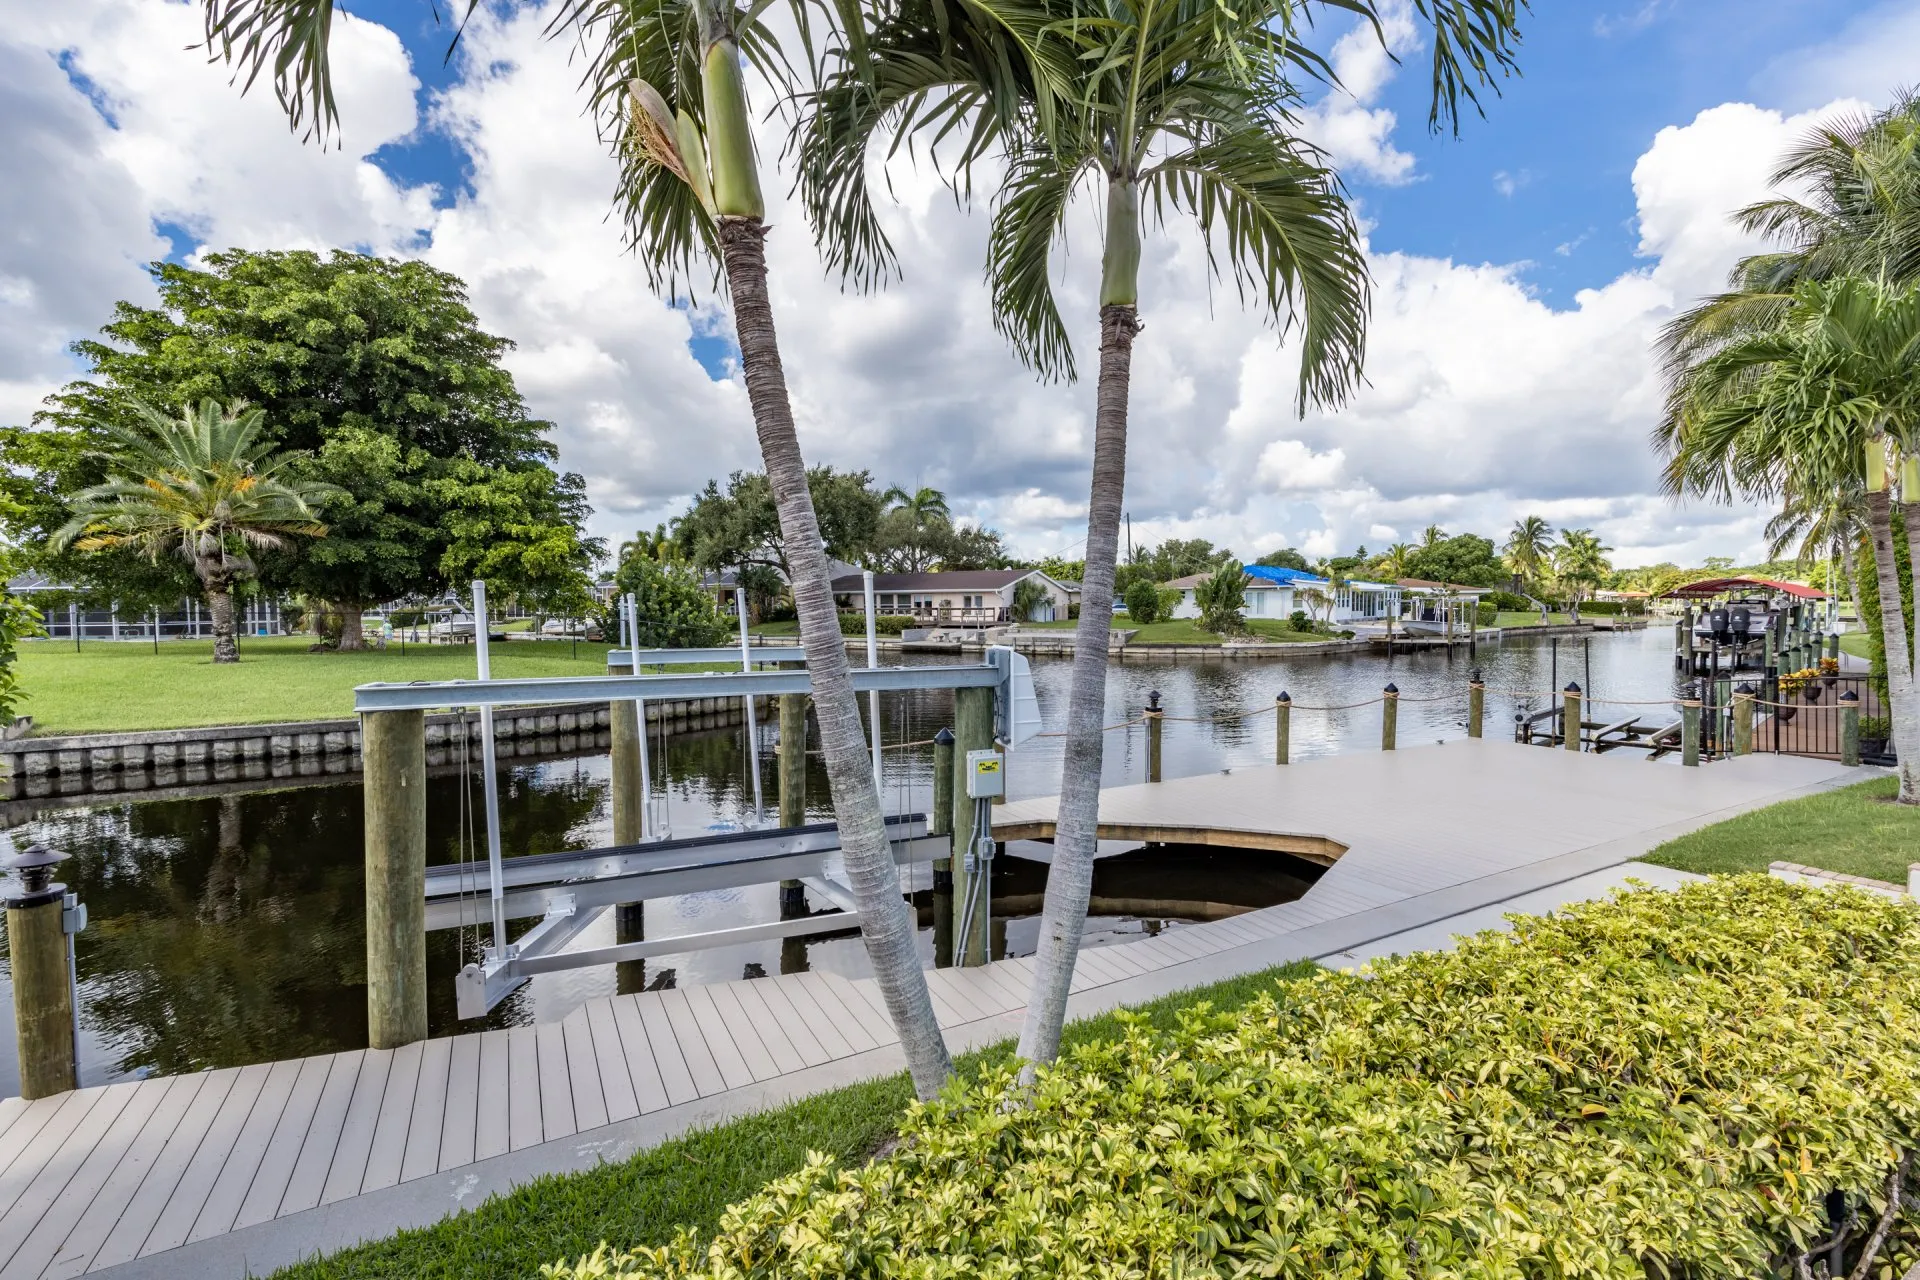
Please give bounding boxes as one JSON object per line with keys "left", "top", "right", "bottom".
{"left": 1819, "top": 655, "right": 1840, "bottom": 687}
{"left": 1860, "top": 715, "right": 1891, "bottom": 758}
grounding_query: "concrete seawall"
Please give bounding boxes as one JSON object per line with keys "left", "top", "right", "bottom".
{"left": 0, "top": 695, "right": 772, "bottom": 800}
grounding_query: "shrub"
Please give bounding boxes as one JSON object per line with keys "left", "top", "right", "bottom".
{"left": 1474, "top": 601, "right": 1497, "bottom": 628}
{"left": 1287, "top": 609, "right": 1312, "bottom": 632}
{"left": 1861, "top": 715, "right": 1892, "bottom": 740}
{"left": 1123, "top": 579, "right": 1160, "bottom": 625}
{"left": 1483, "top": 588, "right": 1532, "bottom": 612}
{"left": 1193, "top": 560, "right": 1247, "bottom": 635}
{"left": 838, "top": 613, "right": 915, "bottom": 636}
{"left": 547, "top": 877, "right": 1920, "bottom": 1280}
{"left": 607, "top": 556, "right": 728, "bottom": 649}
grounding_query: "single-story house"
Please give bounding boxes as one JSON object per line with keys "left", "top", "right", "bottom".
{"left": 832, "top": 569, "right": 1074, "bottom": 625}
{"left": 1167, "top": 564, "right": 1334, "bottom": 621}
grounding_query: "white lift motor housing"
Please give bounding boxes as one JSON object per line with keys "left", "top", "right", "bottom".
{"left": 966, "top": 749, "right": 1005, "bottom": 799}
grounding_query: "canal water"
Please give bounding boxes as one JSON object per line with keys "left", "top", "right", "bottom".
{"left": 0, "top": 628, "right": 1687, "bottom": 1093}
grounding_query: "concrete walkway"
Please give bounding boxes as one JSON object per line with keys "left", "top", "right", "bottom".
{"left": 0, "top": 740, "right": 1864, "bottom": 1279}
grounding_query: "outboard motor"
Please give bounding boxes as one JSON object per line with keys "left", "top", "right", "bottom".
{"left": 1709, "top": 607, "right": 1732, "bottom": 644}
{"left": 1729, "top": 606, "right": 1752, "bottom": 640}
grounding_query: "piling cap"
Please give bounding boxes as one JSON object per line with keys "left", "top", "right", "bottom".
{"left": 1564, "top": 681, "right": 1582, "bottom": 693}
{"left": 1469, "top": 668, "right": 1483, "bottom": 684}
{"left": 4, "top": 843, "right": 66, "bottom": 901}
{"left": 1383, "top": 683, "right": 1398, "bottom": 695}
{"left": 933, "top": 727, "right": 955, "bottom": 746}
{"left": 1147, "top": 690, "right": 1161, "bottom": 710}
{"left": 1276, "top": 691, "right": 1291, "bottom": 704}
{"left": 1839, "top": 689, "right": 1860, "bottom": 704}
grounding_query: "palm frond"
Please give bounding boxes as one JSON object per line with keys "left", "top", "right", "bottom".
{"left": 984, "top": 142, "right": 1092, "bottom": 381}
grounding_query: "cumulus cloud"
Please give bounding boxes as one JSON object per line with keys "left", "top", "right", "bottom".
{"left": 2, "top": 0, "right": 1908, "bottom": 574}
{"left": 1294, "top": 2, "right": 1420, "bottom": 186}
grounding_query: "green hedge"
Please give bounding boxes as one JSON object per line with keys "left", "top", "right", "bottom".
{"left": 548, "top": 877, "right": 1920, "bottom": 1280}
{"left": 1856, "top": 529, "right": 1914, "bottom": 686}
{"left": 1483, "top": 588, "right": 1533, "bottom": 612}
{"left": 837, "top": 613, "right": 916, "bottom": 637}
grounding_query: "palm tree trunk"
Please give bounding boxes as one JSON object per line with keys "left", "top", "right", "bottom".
{"left": 714, "top": 215, "right": 953, "bottom": 1098}
{"left": 1016, "top": 303, "right": 1139, "bottom": 1073}
{"left": 204, "top": 577, "right": 239, "bottom": 664}
{"left": 1865, "top": 489, "right": 1918, "bottom": 802}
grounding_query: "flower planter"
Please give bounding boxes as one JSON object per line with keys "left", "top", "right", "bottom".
{"left": 1862, "top": 736, "right": 1889, "bottom": 758}
{"left": 1775, "top": 705, "right": 1798, "bottom": 723}
{"left": 1803, "top": 686, "right": 1823, "bottom": 704}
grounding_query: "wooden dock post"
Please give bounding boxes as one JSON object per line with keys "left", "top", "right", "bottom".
{"left": 1562, "top": 682, "right": 1582, "bottom": 751}
{"left": 1275, "top": 692, "right": 1291, "bottom": 764}
{"left": 1839, "top": 689, "right": 1861, "bottom": 766}
{"left": 952, "top": 685, "right": 995, "bottom": 967}
{"left": 1381, "top": 684, "right": 1398, "bottom": 751}
{"left": 1145, "top": 690, "right": 1164, "bottom": 783}
{"left": 5, "top": 845, "right": 77, "bottom": 1098}
{"left": 776, "top": 693, "right": 810, "bottom": 915}
{"left": 1467, "top": 670, "right": 1484, "bottom": 740}
{"left": 1681, "top": 685, "right": 1702, "bottom": 768}
{"left": 362, "top": 707, "right": 427, "bottom": 1049}
{"left": 1731, "top": 683, "right": 1754, "bottom": 756}
{"left": 609, "top": 700, "right": 644, "bottom": 845}
{"left": 930, "top": 726, "right": 955, "bottom": 968}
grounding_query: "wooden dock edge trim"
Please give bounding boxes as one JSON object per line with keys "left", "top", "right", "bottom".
{"left": 990, "top": 819, "right": 1345, "bottom": 866}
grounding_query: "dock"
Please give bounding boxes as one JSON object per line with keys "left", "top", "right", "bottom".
{"left": 0, "top": 740, "right": 1866, "bottom": 1279}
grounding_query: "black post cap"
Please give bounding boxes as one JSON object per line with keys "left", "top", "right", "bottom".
{"left": 1470, "top": 668, "right": 1483, "bottom": 683}
{"left": 1147, "top": 690, "right": 1161, "bottom": 709}
{"left": 1564, "top": 681, "right": 1581, "bottom": 693}
{"left": 933, "top": 727, "right": 955, "bottom": 746}
{"left": 1384, "top": 683, "right": 1399, "bottom": 694}
{"left": 1839, "top": 689, "right": 1860, "bottom": 703}
{"left": 1276, "top": 691, "right": 1291, "bottom": 704}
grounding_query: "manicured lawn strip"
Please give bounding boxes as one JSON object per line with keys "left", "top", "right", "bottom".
{"left": 1640, "top": 775, "right": 1919, "bottom": 884}
{"left": 1490, "top": 611, "right": 1579, "bottom": 628}
{"left": 1838, "top": 631, "right": 1873, "bottom": 660}
{"left": 1127, "top": 619, "right": 1332, "bottom": 645}
{"left": 267, "top": 961, "right": 1316, "bottom": 1280}
{"left": 16, "top": 637, "right": 631, "bottom": 733}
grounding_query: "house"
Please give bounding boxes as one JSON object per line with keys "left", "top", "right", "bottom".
{"left": 831, "top": 569, "right": 1074, "bottom": 625}
{"left": 1167, "top": 564, "right": 1333, "bottom": 622}
{"left": 1390, "top": 579, "right": 1492, "bottom": 634}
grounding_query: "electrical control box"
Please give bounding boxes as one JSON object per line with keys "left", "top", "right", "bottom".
{"left": 965, "top": 749, "right": 1005, "bottom": 799}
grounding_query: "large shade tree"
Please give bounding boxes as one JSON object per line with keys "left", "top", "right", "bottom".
{"left": 199, "top": 0, "right": 957, "bottom": 1095}
{"left": 804, "top": 0, "right": 1523, "bottom": 1071}
{"left": 11, "top": 250, "right": 598, "bottom": 647}
{"left": 51, "top": 400, "right": 338, "bottom": 663}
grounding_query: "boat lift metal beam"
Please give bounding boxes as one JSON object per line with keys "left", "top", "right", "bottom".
{"left": 607, "top": 645, "right": 807, "bottom": 667}
{"left": 425, "top": 816, "right": 943, "bottom": 931}
{"left": 354, "top": 662, "right": 1000, "bottom": 713}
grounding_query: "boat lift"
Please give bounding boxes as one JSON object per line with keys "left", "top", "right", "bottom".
{"left": 351, "top": 588, "right": 1040, "bottom": 1019}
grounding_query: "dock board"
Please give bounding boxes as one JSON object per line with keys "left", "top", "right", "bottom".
{"left": 0, "top": 741, "right": 1862, "bottom": 1278}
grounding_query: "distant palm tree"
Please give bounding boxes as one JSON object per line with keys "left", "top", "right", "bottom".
{"left": 882, "top": 485, "right": 951, "bottom": 527}
{"left": 1010, "top": 576, "right": 1050, "bottom": 623}
{"left": 1550, "top": 528, "right": 1611, "bottom": 620}
{"left": 1502, "top": 515, "right": 1554, "bottom": 592}
{"left": 1379, "top": 543, "right": 1416, "bottom": 580}
{"left": 51, "top": 400, "right": 337, "bottom": 664}
{"left": 619, "top": 523, "right": 676, "bottom": 564}
{"left": 1419, "top": 523, "right": 1445, "bottom": 549}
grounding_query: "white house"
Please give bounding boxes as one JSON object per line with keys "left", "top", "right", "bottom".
{"left": 832, "top": 568, "right": 1075, "bottom": 625}
{"left": 1166, "top": 565, "right": 1332, "bottom": 622}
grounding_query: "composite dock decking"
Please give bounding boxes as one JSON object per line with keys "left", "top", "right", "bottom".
{"left": 0, "top": 740, "right": 1866, "bottom": 1279}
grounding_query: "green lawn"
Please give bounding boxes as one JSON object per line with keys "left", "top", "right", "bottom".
{"left": 748, "top": 620, "right": 799, "bottom": 636}
{"left": 1489, "top": 611, "right": 1580, "bottom": 628}
{"left": 1127, "top": 618, "right": 1334, "bottom": 645}
{"left": 1839, "top": 631, "right": 1873, "bottom": 659}
{"left": 15, "top": 637, "right": 625, "bottom": 734}
{"left": 268, "top": 961, "right": 1316, "bottom": 1280}
{"left": 1640, "top": 775, "right": 1919, "bottom": 884}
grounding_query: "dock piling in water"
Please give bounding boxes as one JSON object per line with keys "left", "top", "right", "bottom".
{"left": 1467, "top": 671, "right": 1484, "bottom": 739}
{"left": 1732, "top": 684, "right": 1754, "bottom": 756}
{"left": 1681, "top": 685, "right": 1702, "bottom": 768}
{"left": 1145, "top": 691, "right": 1164, "bottom": 783}
{"left": 1275, "top": 692, "right": 1291, "bottom": 764}
{"left": 362, "top": 707, "right": 427, "bottom": 1049}
{"left": 1562, "top": 683, "right": 1582, "bottom": 752}
{"left": 1381, "top": 684, "right": 1398, "bottom": 752}
{"left": 5, "top": 843, "right": 79, "bottom": 1099}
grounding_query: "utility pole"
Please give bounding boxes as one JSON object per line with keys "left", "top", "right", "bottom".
{"left": 1125, "top": 513, "right": 1133, "bottom": 565}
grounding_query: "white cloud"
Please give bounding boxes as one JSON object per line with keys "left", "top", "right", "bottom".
{"left": 1295, "top": 3, "right": 1419, "bottom": 186}
{"left": 1758, "top": 0, "right": 1920, "bottom": 112}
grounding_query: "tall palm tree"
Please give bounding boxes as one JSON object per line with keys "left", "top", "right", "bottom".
{"left": 1501, "top": 514, "right": 1553, "bottom": 592}
{"left": 50, "top": 400, "right": 337, "bottom": 664}
{"left": 1550, "top": 527, "right": 1610, "bottom": 620}
{"left": 1378, "top": 542, "right": 1416, "bottom": 580}
{"left": 882, "top": 484, "right": 952, "bottom": 527}
{"left": 1660, "top": 273, "right": 1920, "bottom": 802}
{"left": 1419, "top": 522, "right": 1445, "bottom": 549}
{"left": 201, "top": 0, "right": 958, "bottom": 1096}
{"left": 804, "top": 0, "right": 1524, "bottom": 1072}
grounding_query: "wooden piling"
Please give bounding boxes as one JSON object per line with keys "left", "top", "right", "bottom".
{"left": 362, "top": 708, "right": 427, "bottom": 1049}
{"left": 1681, "top": 688, "right": 1701, "bottom": 768}
{"left": 1840, "top": 690, "right": 1861, "bottom": 767}
{"left": 1145, "top": 691, "right": 1164, "bottom": 783}
{"left": 777, "top": 694, "right": 808, "bottom": 828}
{"left": 609, "top": 699, "right": 644, "bottom": 845}
{"left": 1731, "top": 684, "right": 1754, "bottom": 756}
{"left": 5, "top": 847, "right": 76, "bottom": 1099}
{"left": 1275, "top": 693, "right": 1292, "bottom": 764}
{"left": 1467, "top": 673, "right": 1484, "bottom": 740}
{"left": 1381, "top": 684, "right": 1398, "bottom": 752}
{"left": 951, "top": 686, "right": 994, "bottom": 967}
{"left": 1562, "top": 683, "right": 1582, "bottom": 751}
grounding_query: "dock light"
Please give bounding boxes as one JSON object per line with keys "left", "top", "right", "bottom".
{"left": 4, "top": 843, "right": 66, "bottom": 904}
{"left": 1146, "top": 689, "right": 1161, "bottom": 711}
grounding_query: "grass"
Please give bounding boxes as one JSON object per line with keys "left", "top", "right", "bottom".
{"left": 1127, "top": 618, "right": 1335, "bottom": 645}
{"left": 267, "top": 961, "right": 1317, "bottom": 1280}
{"left": 1640, "top": 775, "right": 1919, "bottom": 884}
{"left": 1490, "top": 611, "right": 1580, "bottom": 628}
{"left": 748, "top": 620, "right": 799, "bottom": 636}
{"left": 15, "top": 637, "right": 627, "bottom": 734}
{"left": 1839, "top": 632, "right": 1873, "bottom": 660}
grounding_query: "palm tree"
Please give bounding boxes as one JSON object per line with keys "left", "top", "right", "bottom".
{"left": 882, "top": 484, "right": 951, "bottom": 527}
{"left": 1550, "top": 528, "right": 1610, "bottom": 620}
{"left": 619, "top": 523, "right": 676, "bottom": 564}
{"left": 1419, "top": 523, "right": 1445, "bottom": 549}
{"left": 1662, "top": 274, "right": 1920, "bottom": 801}
{"left": 1010, "top": 574, "right": 1050, "bottom": 623}
{"left": 201, "top": 0, "right": 958, "bottom": 1096}
{"left": 1378, "top": 542, "right": 1416, "bottom": 581}
{"left": 804, "top": 0, "right": 1523, "bottom": 1072}
{"left": 50, "top": 400, "right": 337, "bottom": 664}
{"left": 1502, "top": 515, "right": 1553, "bottom": 592}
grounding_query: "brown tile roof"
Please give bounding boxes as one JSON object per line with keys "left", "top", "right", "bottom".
{"left": 830, "top": 570, "right": 1033, "bottom": 593}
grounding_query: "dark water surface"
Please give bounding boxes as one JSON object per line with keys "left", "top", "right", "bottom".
{"left": 0, "top": 629, "right": 1687, "bottom": 1093}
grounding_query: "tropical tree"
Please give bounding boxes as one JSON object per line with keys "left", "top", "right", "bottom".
{"left": 1419, "top": 522, "right": 1445, "bottom": 549}
{"left": 202, "top": 0, "right": 957, "bottom": 1095}
{"left": 803, "top": 0, "right": 1522, "bottom": 1071}
{"left": 1377, "top": 542, "right": 1416, "bottom": 580}
{"left": 1194, "top": 560, "right": 1248, "bottom": 635}
{"left": 1660, "top": 273, "right": 1920, "bottom": 802}
{"left": 1549, "top": 528, "right": 1611, "bottom": 619}
{"left": 1010, "top": 574, "right": 1051, "bottom": 622}
{"left": 50, "top": 400, "right": 338, "bottom": 663}
{"left": 1502, "top": 514, "right": 1554, "bottom": 591}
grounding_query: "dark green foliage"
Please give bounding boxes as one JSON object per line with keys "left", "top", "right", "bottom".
{"left": 1287, "top": 609, "right": 1311, "bottom": 632}
{"left": 8, "top": 250, "right": 598, "bottom": 610}
{"left": 677, "top": 468, "right": 881, "bottom": 577}
{"left": 1130, "top": 538, "right": 1234, "bottom": 582}
{"left": 1122, "top": 579, "right": 1160, "bottom": 624}
{"left": 0, "top": 584, "right": 44, "bottom": 724}
{"left": 1482, "top": 588, "right": 1534, "bottom": 612}
{"left": 1193, "top": 559, "right": 1247, "bottom": 635}
{"left": 1856, "top": 528, "right": 1914, "bottom": 686}
{"left": 1402, "top": 532, "right": 1505, "bottom": 586}
{"left": 1474, "top": 601, "right": 1498, "bottom": 627}
{"left": 1253, "top": 547, "right": 1309, "bottom": 571}
{"left": 553, "top": 879, "right": 1920, "bottom": 1280}
{"left": 838, "top": 613, "right": 915, "bottom": 636}
{"left": 610, "top": 556, "right": 727, "bottom": 649}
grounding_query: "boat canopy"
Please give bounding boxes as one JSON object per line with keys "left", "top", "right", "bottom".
{"left": 1658, "top": 576, "right": 1825, "bottom": 600}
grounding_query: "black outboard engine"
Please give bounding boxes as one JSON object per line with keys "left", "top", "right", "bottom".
{"left": 1729, "top": 606, "right": 1752, "bottom": 640}
{"left": 1709, "top": 607, "right": 1732, "bottom": 644}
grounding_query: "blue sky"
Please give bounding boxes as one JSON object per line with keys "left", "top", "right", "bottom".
{"left": 10, "top": 0, "right": 1919, "bottom": 565}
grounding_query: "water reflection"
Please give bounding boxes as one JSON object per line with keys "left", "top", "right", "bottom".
{"left": 0, "top": 629, "right": 1683, "bottom": 1094}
